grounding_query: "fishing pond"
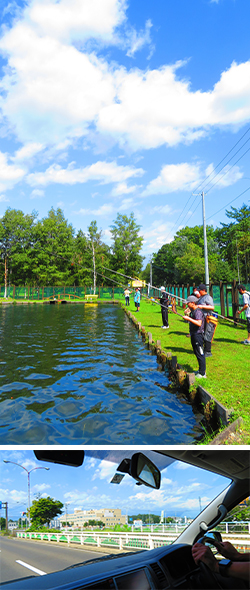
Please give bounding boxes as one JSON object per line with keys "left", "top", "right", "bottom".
{"left": 0, "top": 304, "right": 204, "bottom": 444}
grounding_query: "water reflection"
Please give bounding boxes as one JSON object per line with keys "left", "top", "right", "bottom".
{"left": 0, "top": 304, "right": 203, "bottom": 444}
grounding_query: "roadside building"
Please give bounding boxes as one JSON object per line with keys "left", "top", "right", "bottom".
{"left": 59, "top": 508, "right": 127, "bottom": 528}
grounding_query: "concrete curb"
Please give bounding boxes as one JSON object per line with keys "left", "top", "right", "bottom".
{"left": 123, "top": 305, "right": 241, "bottom": 443}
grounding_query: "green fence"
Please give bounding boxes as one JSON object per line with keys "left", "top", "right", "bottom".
{"left": 0, "top": 286, "right": 130, "bottom": 300}
{"left": 0, "top": 283, "right": 249, "bottom": 321}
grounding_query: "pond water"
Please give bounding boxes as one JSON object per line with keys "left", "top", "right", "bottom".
{"left": 0, "top": 304, "right": 204, "bottom": 444}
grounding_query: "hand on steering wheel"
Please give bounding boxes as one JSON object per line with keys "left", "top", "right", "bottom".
{"left": 192, "top": 538, "right": 222, "bottom": 589}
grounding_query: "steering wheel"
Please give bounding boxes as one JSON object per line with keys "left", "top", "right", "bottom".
{"left": 196, "top": 536, "right": 223, "bottom": 589}
{"left": 198, "top": 561, "right": 222, "bottom": 589}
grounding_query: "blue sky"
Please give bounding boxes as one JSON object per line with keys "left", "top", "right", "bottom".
{"left": 0, "top": 0, "right": 250, "bottom": 264}
{"left": 1, "top": 450, "right": 229, "bottom": 521}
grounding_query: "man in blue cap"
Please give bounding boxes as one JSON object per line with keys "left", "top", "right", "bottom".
{"left": 196, "top": 284, "right": 215, "bottom": 357}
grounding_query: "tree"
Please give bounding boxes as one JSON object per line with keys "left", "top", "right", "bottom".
{"left": 87, "top": 221, "right": 111, "bottom": 293}
{"left": 29, "top": 496, "right": 63, "bottom": 528}
{"left": 152, "top": 223, "right": 235, "bottom": 285}
{"left": 110, "top": 213, "right": 144, "bottom": 279}
{"left": 0, "top": 517, "right": 6, "bottom": 530}
{"left": 72, "top": 229, "right": 93, "bottom": 286}
{"left": 31, "top": 208, "right": 75, "bottom": 285}
{"left": 0, "top": 208, "right": 38, "bottom": 294}
{"left": 152, "top": 243, "right": 175, "bottom": 285}
{"left": 215, "top": 204, "right": 250, "bottom": 283}
{"left": 225, "top": 499, "right": 250, "bottom": 522}
{"left": 174, "top": 242, "right": 205, "bottom": 284}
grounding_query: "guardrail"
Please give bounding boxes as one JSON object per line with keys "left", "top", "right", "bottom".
{"left": 16, "top": 530, "right": 250, "bottom": 553}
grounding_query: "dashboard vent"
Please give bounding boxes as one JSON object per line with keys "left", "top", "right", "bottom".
{"left": 150, "top": 562, "right": 168, "bottom": 588}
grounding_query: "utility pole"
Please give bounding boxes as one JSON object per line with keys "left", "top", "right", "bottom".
{"left": 148, "top": 257, "right": 153, "bottom": 296}
{"left": 0, "top": 502, "right": 8, "bottom": 530}
{"left": 4, "top": 257, "right": 8, "bottom": 298}
{"left": 202, "top": 191, "right": 210, "bottom": 292}
{"left": 3, "top": 461, "right": 49, "bottom": 526}
{"left": 192, "top": 191, "right": 210, "bottom": 290}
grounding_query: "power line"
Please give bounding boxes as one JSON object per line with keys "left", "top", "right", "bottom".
{"left": 206, "top": 186, "right": 250, "bottom": 221}
{"left": 205, "top": 144, "right": 250, "bottom": 195}
{"left": 163, "top": 127, "right": 250, "bottom": 242}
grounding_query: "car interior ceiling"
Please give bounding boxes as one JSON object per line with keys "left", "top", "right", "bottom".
{"left": 155, "top": 450, "right": 250, "bottom": 481}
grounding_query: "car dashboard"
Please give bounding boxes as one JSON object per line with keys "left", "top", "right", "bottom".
{"left": 0, "top": 545, "right": 207, "bottom": 590}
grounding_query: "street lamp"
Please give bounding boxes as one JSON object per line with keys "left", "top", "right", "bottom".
{"left": 3, "top": 461, "right": 50, "bottom": 527}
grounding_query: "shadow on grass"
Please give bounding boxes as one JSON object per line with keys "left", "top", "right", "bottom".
{"left": 170, "top": 330, "right": 189, "bottom": 336}
{"left": 215, "top": 337, "right": 241, "bottom": 344}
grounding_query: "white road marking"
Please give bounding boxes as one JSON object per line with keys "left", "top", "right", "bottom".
{"left": 16, "top": 560, "right": 47, "bottom": 576}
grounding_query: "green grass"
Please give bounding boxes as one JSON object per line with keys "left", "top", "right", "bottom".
{"left": 123, "top": 298, "right": 250, "bottom": 444}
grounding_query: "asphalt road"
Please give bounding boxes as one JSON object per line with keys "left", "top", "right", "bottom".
{"left": 0, "top": 536, "right": 106, "bottom": 584}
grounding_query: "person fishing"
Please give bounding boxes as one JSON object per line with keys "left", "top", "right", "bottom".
{"left": 183, "top": 295, "right": 206, "bottom": 378}
{"left": 124, "top": 287, "right": 131, "bottom": 306}
{"left": 196, "top": 284, "right": 216, "bottom": 358}
{"left": 134, "top": 287, "right": 140, "bottom": 312}
{"left": 159, "top": 286, "right": 170, "bottom": 329}
{"left": 236, "top": 284, "right": 250, "bottom": 345}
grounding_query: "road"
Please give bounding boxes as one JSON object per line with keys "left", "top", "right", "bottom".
{"left": 0, "top": 536, "right": 107, "bottom": 584}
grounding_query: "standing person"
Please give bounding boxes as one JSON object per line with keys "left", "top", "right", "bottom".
{"left": 184, "top": 288, "right": 200, "bottom": 336}
{"left": 159, "top": 286, "right": 169, "bottom": 329}
{"left": 236, "top": 284, "right": 250, "bottom": 345}
{"left": 183, "top": 295, "right": 206, "bottom": 378}
{"left": 196, "top": 284, "right": 215, "bottom": 357}
{"left": 134, "top": 287, "right": 140, "bottom": 312}
{"left": 124, "top": 287, "right": 131, "bottom": 306}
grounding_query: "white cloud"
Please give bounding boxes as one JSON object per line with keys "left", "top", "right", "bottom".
{"left": 150, "top": 205, "right": 172, "bottom": 215}
{"left": 27, "top": 161, "right": 144, "bottom": 187}
{"left": 99, "top": 60, "right": 250, "bottom": 150}
{"left": 0, "top": 487, "right": 27, "bottom": 506}
{"left": 13, "top": 143, "right": 44, "bottom": 162}
{"left": 32, "top": 483, "right": 50, "bottom": 492}
{"left": 0, "top": 152, "right": 26, "bottom": 192}
{"left": 126, "top": 19, "right": 153, "bottom": 58}
{"left": 205, "top": 163, "right": 243, "bottom": 187}
{"left": 0, "top": 22, "right": 117, "bottom": 144}
{"left": 92, "top": 459, "right": 118, "bottom": 482}
{"left": 111, "top": 182, "right": 137, "bottom": 196}
{"left": 143, "top": 163, "right": 202, "bottom": 196}
{"left": 78, "top": 203, "right": 114, "bottom": 216}
{"left": 30, "top": 188, "right": 44, "bottom": 199}
{"left": 0, "top": 1, "right": 249, "bottom": 153}
{"left": 118, "top": 197, "right": 134, "bottom": 210}
{"left": 27, "top": 0, "right": 127, "bottom": 44}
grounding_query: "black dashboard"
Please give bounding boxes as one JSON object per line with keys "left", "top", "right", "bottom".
{"left": 82, "top": 545, "right": 199, "bottom": 590}
{"left": 1, "top": 544, "right": 247, "bottom": 589}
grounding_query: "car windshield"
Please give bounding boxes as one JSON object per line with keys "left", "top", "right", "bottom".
{"left": 0, "top": 449, "right": 234, "bottom": 585}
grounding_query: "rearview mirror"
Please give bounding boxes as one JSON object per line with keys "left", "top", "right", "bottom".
{"left": 34, "top": 450, "right": 85, "bottom": 467}
{"left": 130, "top": 453, "right": 161, "bottom": 489}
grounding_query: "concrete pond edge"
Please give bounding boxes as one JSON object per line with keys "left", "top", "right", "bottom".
{"left": 124, "top": 306, "right": 242, "bottom": 444}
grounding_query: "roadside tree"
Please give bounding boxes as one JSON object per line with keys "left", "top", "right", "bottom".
{"left": 29, "top": 496, "right": 63, "bottom": 529}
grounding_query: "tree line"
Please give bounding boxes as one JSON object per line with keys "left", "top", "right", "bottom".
{"left": 149, "top": 204, "right": 250, "bottom": 286}
{"left": 0, "top": 203, "right": 249, "bottom": 291}
{"left": 0, "top": 208, "right": 143, "bottom": 292}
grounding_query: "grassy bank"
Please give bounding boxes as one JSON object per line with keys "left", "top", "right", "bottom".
{"left": 123, "top": 298, "right": 249, "bottom": 445}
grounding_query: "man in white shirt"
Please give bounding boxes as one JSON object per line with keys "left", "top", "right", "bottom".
{"left": 236, "top": 284, "right": 250, "bottom": 345}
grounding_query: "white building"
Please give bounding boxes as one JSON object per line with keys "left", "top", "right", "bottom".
{"left": 59, "top": 508, "right": 127, "bottom": 528}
